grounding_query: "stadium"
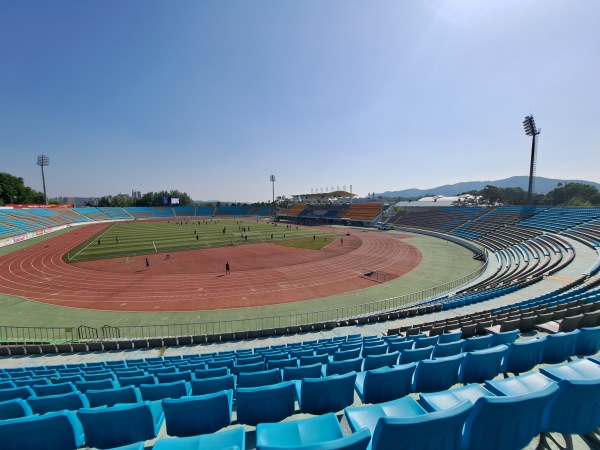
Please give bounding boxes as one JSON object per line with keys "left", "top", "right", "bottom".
{"left": 2, "top": 2, "right": 600, "bottom": 449}
{"left": 1, "top": 200, "right": 600, "bottom": 449}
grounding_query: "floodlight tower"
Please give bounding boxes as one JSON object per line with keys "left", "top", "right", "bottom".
{"left": 270, "top": 174, "right": 276, "bottom": 217}
{"left": 37, "top": 154, "right": 50, "bottom": 205}
{"left": 523, "top": 115, "right": 541, "bottom": 205}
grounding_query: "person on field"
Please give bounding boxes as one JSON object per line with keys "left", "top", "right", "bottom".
{"left": 225, "top": 262, "right": 230, "bottom": 274}
{"left": 145, "top": 258, "right": 150, "bottom": 270}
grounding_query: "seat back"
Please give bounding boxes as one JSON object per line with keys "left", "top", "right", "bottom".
{"left": 371, "top": 401, "right": 471, "bottom": 450}
{"left": 31, "top": 382, "right": 76, "bottom": 397}
{"left": 238, "top": 368, "right": 282, "bottom": 388}
{"left": 74, "top": 378, "right": 117, "bottom": 393}
{"left": 190, "top": 374, "right": 236, "bottom": 397}
{"left": 361, "top": 363, "right": 416, "bottom": 404}
{"left": 282, "top": 363, "right": 323, "bottom": 382}
{"left": 299, "top": 372, "right": 357, "bottom": 415}
{"left": 438, "top": 330, "right": 463, "bottom": 343}
{"left": 268, "top": 358, "right": 298, "bottom": 370}
{"left": 0, "top": 410, "right": 85, "bottom": 450}
{"left": 459, "top": 345, "right": 508, "bottom": 384}
{"left": 194, "top": 366, "right": 229, "bottom": 379}
{"left": 301, "top": 353, "right": 329, "bottom": 366}
{"left": 433, "top": 340, "right": 464, "bottom": 358}
{"left": 162, "top": 390, "right": 233, "bottom": 437}
{"left": 333, "top": 348, "right": 362, "bottom": 361}
{"left": 139, "top": 380, "right": 190, "bottom": 401}
{"left": 119, "top": 374, "right": 157, "bottom": 387}
{"left": 236, "top": 381, "right": 296, "bottom": 426}
{"left": 362, "top": 344, "right": 389, "bottom": 357}
{"left": 558, "top": 314, "right": 584, "bottom": 332}
{"left": 540, "top": 330, "right": 580, "bottom": 364}
{"left": 462, "top": 335, "right": 493, "bottom": 352}
{"left": 574, "top": 326, "right": 600, "bottom": 356}
{"left": 77, "top": 400, "right": 164, "bottom": 449}
{"left": 363, "top": 351, "right": 400, "bottom": 371}
{"left": 490, "top": 329, "right": 519, "bottom": 346}
{"left": 85, "top": 385, "right": 141, "bottom": 408}
{"left": 0, "top": 386, "right": 34, "bottom": 402}
{"left": 27, "top": 391, "right": 89, "bottom": 415}
{"left": 0, "top": 398, "right": 32, "bottom": 420}
{"left": 542, "top": 378, "right": 600, "bottom": 435}
{"left": 503, "top": 338, "right": 546, "bottom": 375}
{"left": 399, "top": 346, "right": 434, "bottom": 364}
{"left": 413, "top": 354, "right": 464, "bottom": 393}
{"left": 413, "top": 335, "right": 439, "bottom": 349}
{"left": 461, "top": 384, "right": 559, "bottom": 450}
{"left": 326, "top": 357, "right": 363, "bottom": 376}
{"left": 580, "top": 311, "right": 600, "bottom": 328}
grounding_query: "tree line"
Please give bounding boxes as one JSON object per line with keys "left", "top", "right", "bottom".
{"left": 464, "top": 183, "right": 600, "bottom": 207}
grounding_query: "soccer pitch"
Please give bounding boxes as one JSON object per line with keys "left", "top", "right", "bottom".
{"left": 66, "top": 219, "right": 338, "bottom": 262}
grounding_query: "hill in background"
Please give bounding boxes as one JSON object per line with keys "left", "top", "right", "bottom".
{"left": 379, "top": 176, "right": 600, "bottom": 199}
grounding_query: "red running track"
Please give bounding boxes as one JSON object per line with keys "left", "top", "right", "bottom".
{"left": 0, "top": 223, "right": 422, "bottom": 312}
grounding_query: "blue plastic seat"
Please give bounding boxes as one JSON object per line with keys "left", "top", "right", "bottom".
{"left": 438, "top": 330, "right": 463, "bottom": 343}
{"left": 333, "top": 348, "right": 362, "bottom": 361}
{"left": 402, "top": 342, "right": 436, "bottom": 362}
{"left": 325, "top": 357, "right": 363, "bottom": 376}
{"left": 236, "top": 381, "right": 296, "bottom": 426}
{"left": 0, "top": 410, "right": 85, "bottom": 450}
{"left": 485, "top": 369, "right": 600, "bottom": 448}
{"left": 139, "top": 380, "right": 191, "bottom": 401}
{"left": 208, "top": 359, "right": 235, "bottom": 370}
{"left": 296, "top": 372, "right": 356, "bottom": 414}
{"left": 354, "top": 363, "right": 416, "bottom": 404}
{"left": 345, "top": 395, "right": 471, "bottom": 450}
{"left": 194, "top": 366, "right": 229, "bottom": 379}
{"left": 461, "top": 334, "right": 493, "bottom": 352}
{"left": 0, "top": 398, "right": 33, "bottom": 420}
{"left": 257, "top": 412, "right": 371, "bottom": 450}
{"left": 362, "top": 351, "right": 399, "bottom": 371}
{"left": 461, "top": 384, "right": 559, "bottom": 450}
{"left": 361, "top": 344, "right": 388, "bottom": 357}
{"left": 74, "top": 378, "right": 117, "bottom": 393}
{"left": 574, "top": 326, "right": 600, "bottom": 356}
{"left": 459, "top": 345, "right": 508, "bottom": 384}
{"left": 27, "top": 391, "right": 90, "bottom": 414}
{"left": 489, "top": 329, "right": 520, "bottom": 346}
{"left": 413, "top": 353, "right": 464, "bottom": 393}
{"left": 282, "top": 363, "right": 323, "bottom": 382}
{"left": 162, "top": 390, "right": 233, "bottom": 437}
{"left": 82, "top": 371, "right": 116, "bottom": 382}
{"left": 157, "top": 371, "right": 194, "bottom": 383}
{"left": 190, "top": 374, "right": 236, "bottom": 397}
{"left": 31, "top": 381, "right": 77, "bottom": 397}
{"left": 420, "top": 383, "right": 494, "bottom": 412}
{"left": 0, "top": 386, "right": 34, "bottom": 402}
{"left": 268, "top": 357, "right": 298, "bottom": 370}
{"left": 540, "top": 358, "right": 600, "bottom": 381}
{"left": 502, "top": 337, "right": 546, "bottom": 376}
{"left": 232, "top": 361, "right": 265, "bottom": 375}
{"left": 78, "top": 400, "right": 165, "bottom": 449}
{"left": 238, "top": 368, "right": 282, "bottom": 388}
{"left": 432, "top": 340, "right": 464, "bottom": 358}
{"left": 119, "top": 374, "right": 157, "bottom": 387}
{"left": 413, "top": 335, "right": 439, "bottom": 349}
{"left": 539, "top": 330, "right": 580, "bottom": 364}
{"left": 153, "top": 427, "right": 245, "bottom": 450}
{"left": 387, "top": 340, "right": 414, "bottom": 352}
{"left": 85, "top": 385, "right": 142, "bottom": 408}
{"left": 300, "top": 353, "right": 329, "bottom": 366}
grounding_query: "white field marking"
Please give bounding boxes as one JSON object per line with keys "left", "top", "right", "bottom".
{"left": 68, "top": 224, "right": 115, "bottom": 261}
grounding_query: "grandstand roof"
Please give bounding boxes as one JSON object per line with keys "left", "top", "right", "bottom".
{"left": 292, "top": 190, "right": 357, "bottom": 203}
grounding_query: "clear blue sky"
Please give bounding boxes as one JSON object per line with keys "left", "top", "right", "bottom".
{"left": 1, "top": 1, "right": 598, "bottom": 202}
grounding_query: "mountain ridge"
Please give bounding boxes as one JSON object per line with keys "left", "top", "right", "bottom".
{"left": 378, "top": 176, "right": 600, "bottom": 198}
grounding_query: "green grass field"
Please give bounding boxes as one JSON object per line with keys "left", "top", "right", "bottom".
{"left": 66, "top": 219, "right": 338, "bottom": 262}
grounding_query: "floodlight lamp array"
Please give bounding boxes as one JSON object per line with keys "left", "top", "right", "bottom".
{"left": 523, "top": 115, "right": 539, "bottom": 136}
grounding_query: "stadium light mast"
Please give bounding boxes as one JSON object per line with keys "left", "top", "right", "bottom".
{"left": 270, "top": 174, "right": 276, "bottom": 217}
{"left": 523, "top": 115, "right": 541, "bottom": 205}
{"left": 37, "top": 154, "right": 50, "bottom": 205}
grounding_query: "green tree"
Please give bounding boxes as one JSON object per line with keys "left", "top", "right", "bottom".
{"left": 545, "top": 183, "right": 600, "bottom": 206}
{"left": 0, "top": 172, "right": 44, "bottom": 205}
